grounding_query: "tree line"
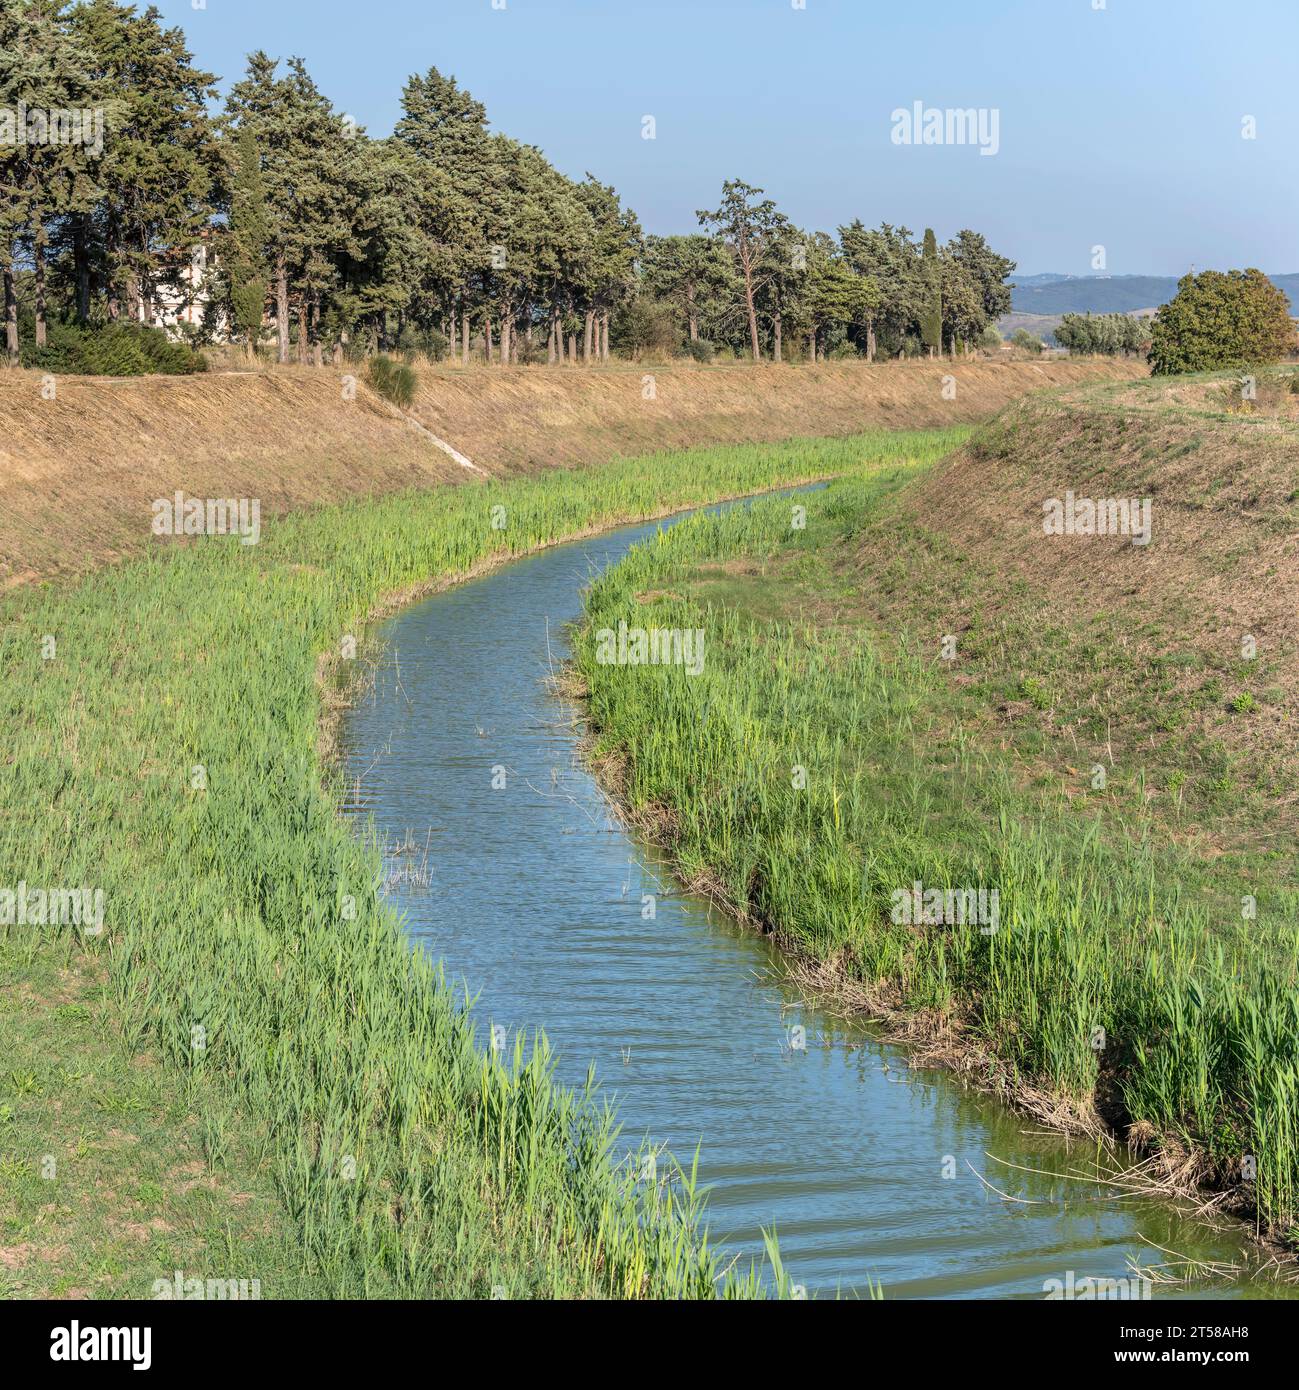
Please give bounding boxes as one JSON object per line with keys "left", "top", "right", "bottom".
{"left": 1052, "top": 312, "right": 1151, "bottom": 357}
{"left": 2, "top": 0, "right": 1018, "bottom": 369}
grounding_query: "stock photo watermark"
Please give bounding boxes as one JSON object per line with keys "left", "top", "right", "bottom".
{"left": 151, "top": 493, "right": 262, "bottom": 546}
{"left": 891, "top": 101, "right": 1000, "bottom": 156}
{"left": 1042, "top": 492, "right": 1152, "bottom": 546}
{"left": 0, "top": 882, "right": 104, "bottom": 933}
{"left": 0, "top": 103, "right": 105, "bottom": 157}
{"left": 594, "top": 620, "right": 706, "bottom": 676}
{"left": 890, "top": 881, "right": 1000, "bottom": 934}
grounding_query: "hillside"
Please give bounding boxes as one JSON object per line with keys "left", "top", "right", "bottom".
{"left": 858, "top": 369, "right": 1299, "bottom": 846}
{"left": 0, "top": 357, "right": 1145, "bottom": 586}
{"left": 1016, "top": 272, "right": 1299, "bottom": 316}
{"left": 1010, "top": 271, "right": 1299, "bottom": 316}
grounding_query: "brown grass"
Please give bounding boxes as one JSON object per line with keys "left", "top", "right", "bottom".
{"left": 0, "top": 357, "right": 1145, "bottom": 587}
{"left": 891, "top": 379, "right": 1299, "bottom": 782}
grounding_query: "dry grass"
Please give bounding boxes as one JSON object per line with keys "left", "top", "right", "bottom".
{"left": 0, "top": 357, "right": 1144, "bottom": 586}
{"left": 895, "top": 374, "right": 1299, "bottom": 790}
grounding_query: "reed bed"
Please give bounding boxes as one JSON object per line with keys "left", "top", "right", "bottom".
{"left": 0, "top": 428, "right": 961, "bottom": 1297}
{"left": 575, "top": 474, "right": 1299, "bottom": 1245}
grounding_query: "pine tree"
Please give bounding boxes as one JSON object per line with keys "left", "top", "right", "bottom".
{"left": 72, "top": 0, "right": 218, "bottom": 326}
{"left": 1, "top": 0, "right": 104, "bottom": 353}
{"left": 698, "top": 180, "right": 787, "bottom": 362}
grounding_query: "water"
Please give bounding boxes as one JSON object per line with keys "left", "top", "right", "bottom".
{"left": 341, "top": 499, "right": 1284, "bottom": 1300}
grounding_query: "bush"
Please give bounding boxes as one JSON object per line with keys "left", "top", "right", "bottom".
{"left": 21, "top": 319, "right": 207, "bottom": 376}
{"left": 396, "top": 325, "right": 448, "bottom": 362}
{"left": 1011, "top": 329, "right": 1044, "bottom": 355}
{"left": 1150, "top": 269, "right": 1297, "bottom": 376}
{"left": 367, "top": 354, "right": 417, "bottom": 409}
{"left": 978, "top": 325, "right": 1004, "bottom": 350}
{"left": 612, "top": 296, "right": 680, "bottom": 360}
{"left": 681, "top": 338, "right": 715, "bottom": 364}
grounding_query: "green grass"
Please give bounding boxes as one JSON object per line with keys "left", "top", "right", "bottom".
{"left": 0, "top": 936, "right": 315, "bottom": 1298}
{"left": 575, "top": 467, "right": 1299, "bottom": 1244}
{"left": 0, "top": 427, "right": 960, "bottom": 1298}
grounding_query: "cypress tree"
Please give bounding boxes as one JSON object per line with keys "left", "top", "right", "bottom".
{"left": 228, "top": 124, "right": 269, "bottom": 357}
{"left": 920, "top": 227, "right": 942, "bottom": 356}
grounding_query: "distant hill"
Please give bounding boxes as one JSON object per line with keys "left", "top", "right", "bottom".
{"left": 1010, "top": 272, "right": 1299, "bottom": 316}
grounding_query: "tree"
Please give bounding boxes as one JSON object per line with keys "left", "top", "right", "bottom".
{"left": 226, "top": 124, "right": 268, "bottom": 356}
{"left": 920, "top": 228, "right": 941, "bottom": 356}
{"left": 577, "top": 175, "right": 640, "bottom": 362}
{"left": 226, "top": 53, "right": 361, "bottom": 364}
{"left": 72, "top": 0, "right": 218, "bottom": 326}
{"left": 394, "top": 66, "right": 491, "bottom": 363}
{"left": 939, "top": 252, "right": 983, "bottom": 354}
{"left": 1149, "top": 269, "right": 1296, "bottom": 375}
{"left": 1, "top": 0, "right": 106, "bottom": 354}
{"left": 795, "top": 231, "right": 876, "bottom": 362}
{"left": 947, "top": 229, "right": 1015, "bottom": 326}
{"left": 642, "top": 234, "right": 732, "bottom": 345}
{"left": 1055, "top": 312, "right": 1151, "bottom": 356}
{"left": 839, "top": 221, "right": 927, "bottom": 358}
{"left": 698, "top": 179, "right": 787, "bottom": 361}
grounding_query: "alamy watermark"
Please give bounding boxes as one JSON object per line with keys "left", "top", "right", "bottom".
{"left": 0, "top": 882, "right": 104, "bottom": 933}
{"left": 151, "top": 1269, "right": 262, "bottom": 1300}
{"left": 1044, "top": 1270, "right": 1152, "bottom": 1301}
{"left": 890, "top": 881, "right": 1000, "bottom": 934}
{"left": 891, "top": 101, "right": 1000, "bottom": 156}
{"left": 1042, "top": 492, "right": 1151, "bottom": 546}
{"left": 594, "top": 620, "right": 706, "bottom": 677}
{"left": 1, "top": 104, "right": 104, "bottom": 158}
{"left": 152, "top": 492, "right": 261, "bottom": 546}
{"left": 49, "top": 1323, "right": 150, "bottom": 1371}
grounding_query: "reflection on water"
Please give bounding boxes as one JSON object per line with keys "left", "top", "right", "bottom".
{"left": 341, "top": 502, "right": 1284, "bottom": 1300}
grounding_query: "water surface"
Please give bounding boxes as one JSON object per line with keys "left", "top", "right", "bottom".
{"left": 341, "top": 499, "right": 1283, "bottom": 1299}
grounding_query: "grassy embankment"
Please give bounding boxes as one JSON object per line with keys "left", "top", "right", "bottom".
{"left": 1, "top": 427, "right": 964, "bottom": 1298}
{"left": 575, "top": 369, "right": 1299, "bottom": 1247}
{"left": 0, "top": 356, "right": 1142, "bottom": 586}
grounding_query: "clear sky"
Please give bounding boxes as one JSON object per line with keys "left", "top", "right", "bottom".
{"left": 151, "top": 0, "right": 1298, "bottom": 275}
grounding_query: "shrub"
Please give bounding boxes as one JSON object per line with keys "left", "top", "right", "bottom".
{"left": 21, "top": 319, "right": 206, "bottom": 375}
{"left": 1054, "top": 313, "right": 1151, "bottom": 357}
{"left": 396, "top": 325, "right": 448, "bottom": 362}
{"left": 1011, "top": 329, "right": 1044, "bottom": 355}
{"left": 367, "top": 354, "right": 417, "bottom": 408}
{"left": 682, "top": 338, "right": 715, "bottom": 364}
{"left": 1150, "top": 269, "right": 1297, "bottom": 376}
{"left": 612, "top": 296, "right": 680, "bottom": 360}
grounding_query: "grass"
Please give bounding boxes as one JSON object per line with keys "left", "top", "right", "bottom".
{"left": 1, "top": 355, "right": 1142, "bottom": 586}
{"left": 367, "top": 354, "right": 418, "bottom": 409}
{"left": 0, "top": 935, "right": 314, "bottom": 1299}
{"left": 0, "top": 427, "right": 961, "bottom": 1298}
{"left": 574, "top": 462, "right": 1299, "bottom": 1247}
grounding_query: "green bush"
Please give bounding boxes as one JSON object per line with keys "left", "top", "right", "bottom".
{"left": 612, "top": 295, "right": 680, "bottom": 359}
{"left": 396, "top": 325, "right": 448, "bottom": 362}
{"left": 1150, "top": 269, "right": 1297, "bottom": 376}
{"left": 20, "top": 319, "right": 207, "bottom": 376}
{"left": 682, "top": 338, "right": 715, "bottom": 364}
{"left": 1011, "top": 328, "right": 1044, "bottom": 355}
{"left": 367, "top": 354, "right": 418, "bottom": 409}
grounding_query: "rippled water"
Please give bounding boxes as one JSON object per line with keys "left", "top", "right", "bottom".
{"left": 341, "top": 499, "right": 1284, "bottom": 1299}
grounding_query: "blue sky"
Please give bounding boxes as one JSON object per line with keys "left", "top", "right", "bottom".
{"left": 154, "top": 0, "right": 1297, "bottom": 275}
